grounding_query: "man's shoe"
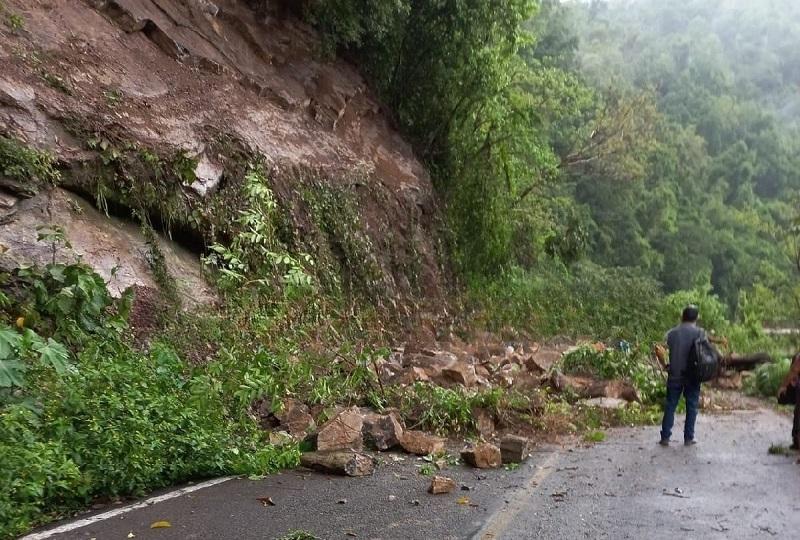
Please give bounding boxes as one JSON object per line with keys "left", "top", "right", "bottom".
{"left": 684, "top": 439, "right": 697, "bottom": 446}
{"left": 659, "top": 439, "right": 670, "bottom": 447}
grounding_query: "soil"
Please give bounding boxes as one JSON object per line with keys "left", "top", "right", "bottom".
{"left": 0, "top": 0, "right": 446, "bottom": 313}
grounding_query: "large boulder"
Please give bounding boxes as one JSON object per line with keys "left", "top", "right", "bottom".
{"left": 399, "top": 430, "right": 446, "bottom": 456}
{"left": 500, "top": 434, "right": 531, "bottom": 464}
{"left": 362, "top": 412, "right": 404, "bottom": 451}
{"left": 461, "top": 442, "right": 502, "bottom": 469}
{"left": 316, "top": 406, "right": 364, "bottom": 451}
{"left": 276, "top": 398, "right": 316, "bottom": 438}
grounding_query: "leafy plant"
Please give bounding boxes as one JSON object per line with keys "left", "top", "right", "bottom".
{"left": 203, "top": 166, "right": 314, "bottom": 295}
{"left": 584, "top": 430, "right": 606, "bottom": 443}
{"left": 744, "top": 358, "right": 792, "bottom": 398}
{"left": 0, "top": 136, "right": 60, "bottom": 195}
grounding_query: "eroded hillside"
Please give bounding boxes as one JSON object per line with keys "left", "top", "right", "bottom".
{"left": 0, "top": 0, "right": 444, "bottom": 311}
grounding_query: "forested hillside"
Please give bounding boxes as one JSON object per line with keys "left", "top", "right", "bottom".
{"left": 563, "top": 0, "right": 800, "bottom": 317}
{"left": 305, "top": 0, "right": 800, "bottom": 335}
{"left": 2, "top": 1, "right": 799, "bottom": 536}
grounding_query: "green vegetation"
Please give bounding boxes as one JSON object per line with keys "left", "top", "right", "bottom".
{"left": 390, "top": 382, "right": 535, "bottom": 436}
{"left": 275, "top": 531, "right": 320, "bottom": 540}
{"left": 767, "top": 444, "right": 794, "bottom": 456}
{"left": 303, "top": 0, "right": 800, "bottom": 348}
{"left": 6, "top": 1, "right": 800, "bottom": 536}
{"left": 0, "top": 135, "right": 60, "bottom": 195}
{"left": 1, "top": 2, "right": 24, "bottom": 32}
{"left": 744, "top": 358, "right": 792, "bottom": 398}
{"left": 0, "top": 263, "right": 300, "bottom": 538}
{"left": 583, "top": 430, "right": 606, "bottom": 443}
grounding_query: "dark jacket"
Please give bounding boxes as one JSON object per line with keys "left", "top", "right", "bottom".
{"left": 665, "top": 323, "right": 704, "bottom": 384}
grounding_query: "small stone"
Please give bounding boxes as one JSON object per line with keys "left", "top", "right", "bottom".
{"left": 400, "top": 430, "right": 446, "bottom": 456}
{"left": 461, "top": 442, "right": 502, "bottom": 469}
{"left": 429, "top": 475, "right": 456, "bottom": 494}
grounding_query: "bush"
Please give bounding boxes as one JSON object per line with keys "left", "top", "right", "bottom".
{"left": 0, "top": 407, "right": 83, "bottom": 538}
{"left": 467, "top": 261, "right": 663, "bottom": 341}
{"left": 561, "top": 344, "right": 664, "bottom": 404}
{"left": 0, "top": 263, "right": 300, "bottom": 538}
{"left": 744, "top": 358, "right": 792, "bottom": 398}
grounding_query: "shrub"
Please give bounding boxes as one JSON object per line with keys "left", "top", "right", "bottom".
{"left": 744, "top": 358, "right": 792, "bottom": 398}
{"left": 561, "top": 344, "right": 664, "bottom": 404}
{"left": 467, "top": 261, "right": 663, "bottom": 341}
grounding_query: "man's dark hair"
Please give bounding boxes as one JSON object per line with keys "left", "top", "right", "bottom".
{"left": 682, "top": 305, "right": 699, "bottom": 323}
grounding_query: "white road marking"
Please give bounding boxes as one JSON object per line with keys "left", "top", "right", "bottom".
{"left": 474, "top": 451, "right": 562, "bottom": 540}
{"left": 20, "top": 476, "right": 236, "bottom": 540}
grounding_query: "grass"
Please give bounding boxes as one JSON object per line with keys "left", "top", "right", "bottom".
{"left": 275, "top": 532, "right": 320, "bottom": 540}
{"left": 767, "top": 444, "right": 794, "bottom": 456}
{"left": 584, "top": 430, "right": 606, "bottom": 443}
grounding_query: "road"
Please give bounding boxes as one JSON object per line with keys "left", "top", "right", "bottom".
{"left": 24, "top": 408, "right": 800, "bottom": 540}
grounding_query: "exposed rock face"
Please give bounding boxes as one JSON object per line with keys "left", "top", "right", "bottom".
{"left": 0, "top": 0, "right": 444, "bottom": 306}
{"left": 0, "top": 188, "right": 214, "bottom": 305}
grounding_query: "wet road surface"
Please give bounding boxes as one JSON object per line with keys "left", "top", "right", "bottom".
{"left": 27, "top": 408, "right": 799, "bottom": 540}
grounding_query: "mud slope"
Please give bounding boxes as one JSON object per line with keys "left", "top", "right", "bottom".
{"left": 0, "top": 0, "right": 443, "bottom": 309}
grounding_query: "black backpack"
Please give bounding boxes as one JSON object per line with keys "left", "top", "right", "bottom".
{"left": 688, "top": 335, "right": 720, "bottom": 383}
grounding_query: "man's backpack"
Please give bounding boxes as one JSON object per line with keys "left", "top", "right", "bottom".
{"left": 688, "top": 335, "right": 720, "bottom": 383}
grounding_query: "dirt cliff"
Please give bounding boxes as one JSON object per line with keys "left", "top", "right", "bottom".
{"left": 0, "top": 0, "right": 445, "bottom": 313}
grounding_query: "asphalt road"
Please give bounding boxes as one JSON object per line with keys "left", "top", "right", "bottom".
{"left": 26, "top": 408, "right": 800, "bottom": 540}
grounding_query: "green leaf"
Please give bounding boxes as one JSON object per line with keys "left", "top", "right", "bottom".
{"left": 0, "top": 326, "right": 21, "bottom": 359}
{"left": 0, "top": 357, "right": 25, "bottom": 387}
{"left": 32, "top": 338, "right": 75, "bottom": 375}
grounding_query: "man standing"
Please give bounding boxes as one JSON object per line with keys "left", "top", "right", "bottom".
{"left": 656, "top": 305, "right": 705, "bottom": 447}
{"left": 777, "top": 353, "right": 800, "bottom": 450}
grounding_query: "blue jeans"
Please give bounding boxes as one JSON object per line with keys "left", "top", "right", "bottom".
{"left": 660, "top": 380, "right": 701, "bottom": 442}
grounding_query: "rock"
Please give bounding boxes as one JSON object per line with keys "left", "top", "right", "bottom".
{"left": 0, "top": 189, "right": 215, "bottom": 306}
{"left": 440, "top": 363, "right": 477, "bottom": 387}
{"left": 362, "top": 412, "right": 404, "bottom": 451}
{"left": 190, "top": 153, "right": 224, "bottom": 197}
{"left": 276, "top": 398, "right": 315, "bottom": 438}
{"left": 316, "top": 406, "right": 364, "bottom": 451}
{"left": 300, "top": 451, "right": 374, "bottom": 477}
{"left": 500, "top": 435, "right": 531, "bottom": 464}
{"left": 713, "top": 371, "right": 743, "bottom": 390}
{"left": 428, "top": 475, "right": 456, "bottom": 494}
{"left": 586, "top": 379, "right": 640, "bottom": 402}
{"left": 0, "top": 191, "right": 18, "bottom": 224}
{"left": 389, "top": 366, "right": 431, "bottom": 386}
{"left": 461, "top": 442, "right": 502, "bottom": 469}
{"left": 399, "top": 430, "right": 446, "bottom": 456}
{"left": 472, "top": 407, "right": 495, "bottom": 438}
{"left": 403, "top": 352, "right": 457, "bottom": 378}
{"left": 526, "top": 349, "right": 562, "bottom": 373}
{"left": 583, "top": 397, "right": 627, "bottom": 410}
